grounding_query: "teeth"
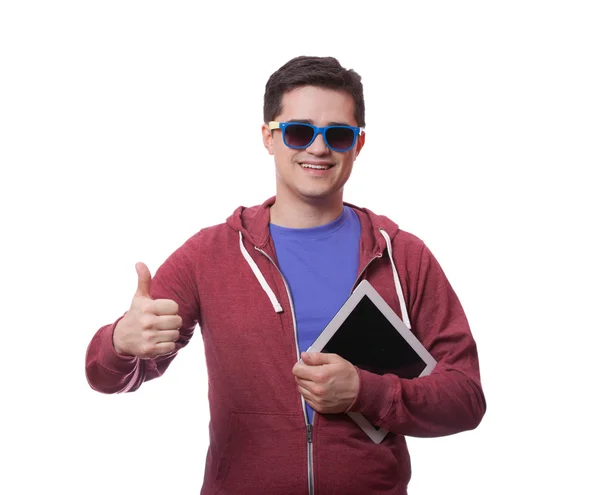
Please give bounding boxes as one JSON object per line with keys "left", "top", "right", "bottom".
{"left": 300, "top": 163, "right": 330, "bottom": 170}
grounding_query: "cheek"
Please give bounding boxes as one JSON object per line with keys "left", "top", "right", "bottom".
{"left": 273, "top": 144, "right": 297, "bottom": 164}
{"left": 339, "top": 155, "right": 356, "bottom": 175}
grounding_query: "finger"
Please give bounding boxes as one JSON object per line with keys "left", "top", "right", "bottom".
{"left": 298, "top": 377, "right": 326, "bottom": 397}
{"left": 298, "top": 386, "right": 322, "bottom": 412}
{"left": 292, "top": 362, "right": 318, "bottom": 380}
{"left": 294, "top": 364, "right": 327, "bottom": 384}
{"left": 152, "top": 299, "right": 179, "bottom": 315}
{"left": 301, "top": 351, "right": 337, "bottom": 366}
{"left": 295, "top": 378, "right": 325, "bottom": 399}
{"left": 137, "top": 340, "right": 177, "bottom": 360}
{"left": 154, "top": 314, "right": 182, "bottom": 331}
{"left": 149, "top": 341, "right": 177, "bottom": 358}
{"left": 135, "top": 262, "right": 152, "bottom": 298}
{"left": 295, "top": 376, "right": 314, "bottom": 389}
{"left": 297, "top": 384, "right": 313, "bottom": 401}
{"left": 152, "top": 329, "right": 180, "bottom": 344}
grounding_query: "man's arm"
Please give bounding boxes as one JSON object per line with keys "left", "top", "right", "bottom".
{"left": 293, "top": 240, "right": 486, "bottom": 437}
{"left": 348, "top": 241, "right": 485, "bottom": 436}
{"left": 85, "top": 239, "right": 200, "bottom": 394}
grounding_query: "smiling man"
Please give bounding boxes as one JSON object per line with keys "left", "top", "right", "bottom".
{"left": 85, "top": 56, "right": 486, "bottom": 495}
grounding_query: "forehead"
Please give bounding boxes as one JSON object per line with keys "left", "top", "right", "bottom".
{"left": 277, "top": 86, "right": 356, "bottom": 125}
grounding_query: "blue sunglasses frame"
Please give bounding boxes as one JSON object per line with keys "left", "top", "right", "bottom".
{"left": 269, "top": 121, "right": 364, "bottom": 152}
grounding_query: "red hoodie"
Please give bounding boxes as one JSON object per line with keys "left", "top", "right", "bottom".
{"left": 85, "top": 197, "right": 486, "bottom": 495}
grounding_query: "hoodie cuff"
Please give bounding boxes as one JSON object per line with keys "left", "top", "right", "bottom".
{"left": 97, "top": 317, "right": 139, "bottom": 374}
{"left": 347, "top": 367, "right": 394, "bottom": 423}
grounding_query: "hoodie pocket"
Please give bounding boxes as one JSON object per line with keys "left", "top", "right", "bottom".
{"left": 215, "top": 411, "right": 307, "bottom": 495}
{"left": 314, "top": 414, "right": 411, "bottom": 494}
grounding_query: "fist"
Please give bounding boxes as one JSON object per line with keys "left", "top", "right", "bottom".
{"left": 113, "top": 262, "right": 182, "bottom": 359}
{"left": 292, "top": 352, "right": 359, "bottom": 414}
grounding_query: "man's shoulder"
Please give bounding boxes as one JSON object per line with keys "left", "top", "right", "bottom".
{"left": 181, "top": 200, "right": 267, "bottom": 247}
{"left": 182, "top": 220, "right": 235, "bottom": 248}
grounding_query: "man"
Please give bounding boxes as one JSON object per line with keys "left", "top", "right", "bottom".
{"left": 86, "top": 55, "right": 486, "bottom": 495}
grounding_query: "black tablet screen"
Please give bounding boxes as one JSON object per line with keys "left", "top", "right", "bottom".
{"left": 321, "top": 296, "right": 426, "bottom": 379}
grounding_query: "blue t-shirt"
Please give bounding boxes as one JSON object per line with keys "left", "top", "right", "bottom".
{"left": 270, "top": 206, "right": 361, "bottom": 423}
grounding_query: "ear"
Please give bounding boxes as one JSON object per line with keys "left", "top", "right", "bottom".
{"left": 262, "top": 123, "right": 275, "bottom": 155}
{"left": 354, "top": 131, "right": 366, "bottom": 158}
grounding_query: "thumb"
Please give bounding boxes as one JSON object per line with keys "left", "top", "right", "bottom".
{"left": 135, "top": 262, "right": 152, "bottom": 298}
{"left": 301, "top": 351, "right": 336, "bottom": 366}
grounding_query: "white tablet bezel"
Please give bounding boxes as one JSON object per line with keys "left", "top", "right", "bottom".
{"left": 306, "top": 279, "right": 437, "bottom": 443}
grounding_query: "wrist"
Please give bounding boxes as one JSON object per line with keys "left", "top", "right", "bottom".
{"left": 96, "top": 319, "right": 138, "bottom": 373}
{"left": 112, "top": 317, "right": 132, "bottom": 357}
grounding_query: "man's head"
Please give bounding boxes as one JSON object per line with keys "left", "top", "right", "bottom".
{"left": 262, "top": 56, "right": 366, "bottom": 209}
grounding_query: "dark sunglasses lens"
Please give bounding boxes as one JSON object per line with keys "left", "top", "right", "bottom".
{"left": 285, "top": 124, "right": 315, "bottom": 148}
{"left": 326, "top": 127, "right": 355, "bottom": 150}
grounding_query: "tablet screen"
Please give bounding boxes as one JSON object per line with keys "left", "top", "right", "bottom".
{"left": 321, "top": 295, "right": 426, "bottom": 379}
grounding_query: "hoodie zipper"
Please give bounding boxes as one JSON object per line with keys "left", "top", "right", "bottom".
{"left": 352, "top": 253, "right": 383, "bottom": 291}
{"left": 255, "top": 246, "right": 315, "bottom": 495}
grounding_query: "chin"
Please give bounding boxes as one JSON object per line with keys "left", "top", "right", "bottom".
{"left": 298, "top": 188, "right": 340, "bottom": 202}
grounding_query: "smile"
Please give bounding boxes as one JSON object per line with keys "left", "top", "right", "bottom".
{"left": 299, "top": 163, "right": 334, "bottom": 170}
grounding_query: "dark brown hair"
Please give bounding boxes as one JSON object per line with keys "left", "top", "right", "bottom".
{"left": 263, "top": 56, "right": 365, "bottom": 127}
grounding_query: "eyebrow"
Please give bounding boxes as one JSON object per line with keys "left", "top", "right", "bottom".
{"left": 288, "top": 119, "right": 352, "bottom": 127}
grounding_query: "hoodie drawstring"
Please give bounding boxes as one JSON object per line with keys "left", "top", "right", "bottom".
{"left": 379, "top": 228, "right": 412, "bottom": 330}
{"left": 238, "top": 232, "right": 283, "bottom": 313}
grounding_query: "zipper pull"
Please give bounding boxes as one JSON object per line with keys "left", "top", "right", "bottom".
{"left": 306, "top": 424, "right": 313, "bottom": 444}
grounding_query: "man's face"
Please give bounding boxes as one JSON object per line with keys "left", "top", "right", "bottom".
{"left": 262, "top": 85, "right": 365, "bottom": 206}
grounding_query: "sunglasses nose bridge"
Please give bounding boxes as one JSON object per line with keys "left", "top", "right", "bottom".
{"left": 306, "top": 128, "right": 330, "bottom": 153}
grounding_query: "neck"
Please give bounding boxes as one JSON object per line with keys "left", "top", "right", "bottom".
{"left": 270, "top": 195, "right": 344, "bottom": 229}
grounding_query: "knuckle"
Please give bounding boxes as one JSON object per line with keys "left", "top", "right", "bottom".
{"left": 312, "top": 385, "right": 325, "bottom": 397}
{"left": 140, "top": 315, "right": 155, "bottom": 330}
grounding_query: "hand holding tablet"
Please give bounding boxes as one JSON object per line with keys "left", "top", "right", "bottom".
{"left": 306, "top": 280, "right": 437, "bottom": 442}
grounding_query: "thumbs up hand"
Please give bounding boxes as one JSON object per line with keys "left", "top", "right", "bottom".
{"left": 113, "top": 262, "right": 183, "bottom": 359}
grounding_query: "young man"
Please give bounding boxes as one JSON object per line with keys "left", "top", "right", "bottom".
{"left": 86, "top": 56, "right": 486, "bottom": 495}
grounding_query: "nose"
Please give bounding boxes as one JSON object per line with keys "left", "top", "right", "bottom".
{"left": 305, "top": 130, "right": 330, "bottom": 155}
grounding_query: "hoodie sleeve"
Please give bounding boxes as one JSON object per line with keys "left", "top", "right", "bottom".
{"left": 85, "top": 236, "right": 201, "bottom": 394}
{"left": 347, "top": 240, "right": 486, "bottom": 437}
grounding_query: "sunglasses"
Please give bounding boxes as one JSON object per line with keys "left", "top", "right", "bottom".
{"left": 269, "top": 121, "right": 364, "bottom": 152}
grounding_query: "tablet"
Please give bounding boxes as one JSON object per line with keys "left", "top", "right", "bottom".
{"left": 306, "top": 279, "right": 437, "bottom": 443}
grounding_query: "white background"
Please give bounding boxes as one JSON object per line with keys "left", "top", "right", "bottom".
{"left": 1, "top": 1, "right": 598, "bottom": 494}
